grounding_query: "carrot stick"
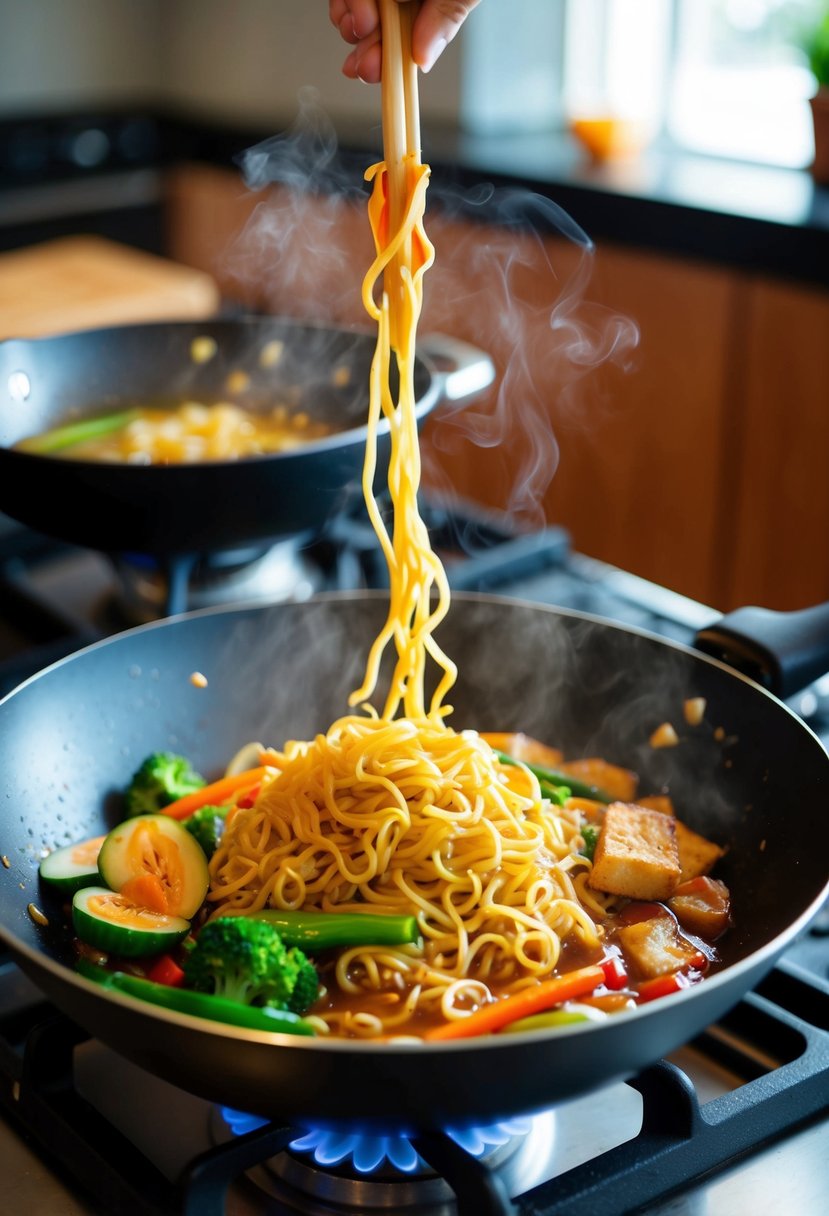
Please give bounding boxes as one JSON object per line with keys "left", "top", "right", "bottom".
{"left": 424, "top": 964, "right": 605, "bottom": 1041}
{"left": 160, "top": 767, "right": 270, "bottom": 820}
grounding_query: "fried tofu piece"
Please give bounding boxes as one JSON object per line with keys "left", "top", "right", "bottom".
{"left": 673, "top": 821, "right": 725, "bottom": 883}
{"left": 637, "top": 795, "right": 675, "bottom": 816}
{"left": 635, "top": 796, "right": 724, "bottom": 883}
{"left": 588, "top": 802, "right": 681, "bottom": 901}
{"left": 617, "top": 915, "right": 704, "bottom": 980}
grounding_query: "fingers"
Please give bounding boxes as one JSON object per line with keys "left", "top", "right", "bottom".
{"left": 342, "top": 31, "right": 383, "bottom": 83}
{"left": 329, "top": 0, "right": 380, "bottom": 46}
{"left": 411, "top": 1, "right": 481, "bottom": 72}
{"left": 331, "top": 0, "right": 481, "bottom": 82}
{"left": 330, "top": 0, "right": 382, "bottom": 81}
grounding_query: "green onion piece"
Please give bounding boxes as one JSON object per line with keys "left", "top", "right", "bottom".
{"left": 495, "top": 751, "right": 613, "bottom": 804}
{"left": 17, "top": 408, "right": 140, "bottom": 455}
{"left": 500, "top": 1009, "right": 591, "bottom": 1034}
{"left": 248, "top": 909, "right": 421, "bottom": 950}
{"left": 538, "top": 780, "right": 571, "bottom": 807}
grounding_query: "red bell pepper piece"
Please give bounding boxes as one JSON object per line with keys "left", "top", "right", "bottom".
{"left": 145, "top": 953, "right": 186, "bottom": 988}
{"left": 236, "top": 784, "right": 261, "bottom": 810}
{"left": 600, "top": 952, "right": 629, "bottom": 991}
{"left": 636, "top": 969, "right": 706, "bottom": 1004}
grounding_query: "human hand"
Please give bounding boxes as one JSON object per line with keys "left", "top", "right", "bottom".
{"left": 329, "top": 0, "right": 480, "bottom": 82}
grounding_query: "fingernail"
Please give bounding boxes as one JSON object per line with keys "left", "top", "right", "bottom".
{"left": 421, "top": 37, "right": 447, "bottom": 74}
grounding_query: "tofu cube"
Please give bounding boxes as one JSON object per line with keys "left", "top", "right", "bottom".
{"left": 634, "top": 796, "right": 725, "bottom": 883}
{"left": 673, "top": 821, "right": 725, "bottom": 883}
{"left": 617, "top": 916, "right": 703, "bottom": 980}
{"left": 588, "top": 802, "right": 681, "bottom": 901}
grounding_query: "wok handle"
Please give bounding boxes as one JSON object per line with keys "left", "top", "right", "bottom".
{"left": 695, "top": 603, "right": 829, "bottom": 699}
{"left": 418, "top": 332, "right": 496, "bottom": 403}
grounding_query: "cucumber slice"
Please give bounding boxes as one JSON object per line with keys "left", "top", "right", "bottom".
{"left": 72, "top": 887, "right": 191, "bottom": 956}
{"left": 98, "top": 814, "right": 209, "bottom": 919}
{"left": 39, "top": 834, "right": 106, "bottom": 894}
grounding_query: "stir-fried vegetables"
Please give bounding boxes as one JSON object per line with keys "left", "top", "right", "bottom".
{"left": 424, "top": 965, "right": 606, "bottom": 1041}
{"left": 494, "top": 750, "right": 614, "bottom": 804}
{"left": 247, "top": 909, "right": 421, "bottom": 950}
{"left": 78, "top": 961, "right": 316, "bottom": 1035}
{"left": 182, "top": 804, "right": 230, "bottom": 859}
{"left": 16, "top": 408, "right": 140, "bottom": 455}
{"left": 182, "top": 917, "right": 320, "bottom": 1015}
{"left": 159, "top": 766, "right": 270, "bottom": 820}
{"left": 33, "top": 731, "right": 733, "bottom": 1043}
{"left": 38, "top": 834, "right": 105, "bottom": 893}
{"left": 124, "top": 752, "right": 206, "bottom": 817}
{"left": 97, "top": 814, "right": 209, "bottom": 919}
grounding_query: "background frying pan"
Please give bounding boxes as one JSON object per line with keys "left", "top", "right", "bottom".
{"left": 0, "top": 592, "right": 827, "bottom": 1131}
{"left": 0, "top": 317, "right": 494, "bottom": 557}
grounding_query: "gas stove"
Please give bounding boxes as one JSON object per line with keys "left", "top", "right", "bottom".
{"left": 0, "top": 495, "right": 827, "bottom": 1216}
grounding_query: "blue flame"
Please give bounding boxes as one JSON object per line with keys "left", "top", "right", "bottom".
{"left": 219, "top": 1106, "right": 530, "bottom": 1174}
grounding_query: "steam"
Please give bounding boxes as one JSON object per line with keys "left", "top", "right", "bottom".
{"left": 223, "top": 88, "right": 640, "bottom": 530}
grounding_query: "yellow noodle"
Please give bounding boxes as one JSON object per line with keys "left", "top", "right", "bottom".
{"left": 207, "top": 113, "right": 604, "bottom": 1036}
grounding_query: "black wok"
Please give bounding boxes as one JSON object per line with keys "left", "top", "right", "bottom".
{"left": 0, "top": 317, "right": 493, "bottom": 557}
{"left": 0, "top": 592, "right": 827, "bottom": 1131}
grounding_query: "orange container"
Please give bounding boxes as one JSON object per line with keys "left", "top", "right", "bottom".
{"left": 569, "top": 116, "right": 651, "bottom": 163}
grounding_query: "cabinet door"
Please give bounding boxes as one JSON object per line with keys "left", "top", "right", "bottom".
{"left": 418, "top": 217, "right": 736, "bottom": 608}
{"left": 726, "top": 278, "right": 829, "bottom": 611}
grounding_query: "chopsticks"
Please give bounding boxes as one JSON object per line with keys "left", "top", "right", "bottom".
{"left": 379, "top": 0, "right": 421, "bottom": 351}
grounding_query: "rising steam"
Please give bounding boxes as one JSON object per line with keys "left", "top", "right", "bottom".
{"left": 224, "top": 88, "right": 640, "bottom": 531}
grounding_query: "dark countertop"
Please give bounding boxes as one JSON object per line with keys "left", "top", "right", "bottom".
{"left": 2, "top": 107, "right": 828, "bottom": 289}
{"left": 429, "top": 128, "right": 829, "bottom": 288}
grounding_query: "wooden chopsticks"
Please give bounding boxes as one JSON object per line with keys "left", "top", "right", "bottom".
{"left": 379, "top": 0, "right": 421, "bottom": 350}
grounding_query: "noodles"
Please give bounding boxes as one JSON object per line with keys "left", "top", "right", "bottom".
{"left": 206, "top": 9, "right": 603, "bottom": 1038}
{"left": 349, "top": 155, "right": 457, "bottom": 722}
{"left": 207, "top": 716, "right": 600, "bottom": 1036}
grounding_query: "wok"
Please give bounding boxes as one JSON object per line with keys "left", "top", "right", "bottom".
{"left": 0, "top": 592, "right": 828, "bottom": 1131}
{"left": 0, "top": 317, "right": 494, "bottom": 557}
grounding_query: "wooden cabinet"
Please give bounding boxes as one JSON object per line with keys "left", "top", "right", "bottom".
{"left": 164, "top": 163, "right": 828, "bottom": 613}
{"left": 724, "top": 278, "right": 829, "bottom": 611}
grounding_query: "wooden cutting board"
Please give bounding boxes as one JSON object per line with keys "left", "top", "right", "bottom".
{"left": 0, "top": 235, "right": 221, "bottom": 340}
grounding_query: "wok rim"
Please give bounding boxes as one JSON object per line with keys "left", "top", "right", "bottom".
{"left": 2, "top": 588, "right": 828, "bottom": 1057}
{"left": 0, "top": 315, "right": 443, "bottom": 468}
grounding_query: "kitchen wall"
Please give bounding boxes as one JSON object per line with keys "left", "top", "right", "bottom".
{"left": 0, "top": 0, "right": 562, "bottom": 133}
{"left": 0, "top": 0, "right": 165, "bottom": 113}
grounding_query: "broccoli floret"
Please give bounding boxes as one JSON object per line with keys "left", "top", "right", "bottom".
{"left": 182, "top": 917, "right": 320, "bottom": 1014}
{"left": 183, "top": 804, "right": 229, "bottom": 859}
{"left": 283, "top": 948, "right": 321, "bottom": 1016}
{"left": 124, "top": 751, "right": 206, "bottom": 817}
{"left": 579, "top": 823, "right": 601, "bottom": 861}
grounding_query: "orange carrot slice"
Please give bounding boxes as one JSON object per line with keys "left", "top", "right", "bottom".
{"left": 425, "top": 964, "right": 604, "bottom": 1041}
{"left": 160, "top": 767, "right": 270, "bottom": 820}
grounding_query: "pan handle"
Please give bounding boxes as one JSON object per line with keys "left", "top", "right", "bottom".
{"left": 694, "top": 603, "right": 829, "bottom": 699}
{"left": 418, "top": 333, "right": 496, "bottom": 404}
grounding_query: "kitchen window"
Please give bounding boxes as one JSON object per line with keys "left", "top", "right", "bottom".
{"left": 469, "top": 0, "right": 821, "bottom": 171}
{"left": 666, "top": 0, "right": 822, "bottom": 167}
{"left": 557, "top": 0, "right": 823, "bottom": 168}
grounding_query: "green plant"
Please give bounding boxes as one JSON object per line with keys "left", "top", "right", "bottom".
{"left": 804, "top": 8, "right": 829, "bottom": 87}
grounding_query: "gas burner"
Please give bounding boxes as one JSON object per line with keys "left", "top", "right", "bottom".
{"left": 212, "top": 1105, "right": 550, "bottom": 1213}
{"left": 108, "top": 538, "right": 325, "bottom": 623}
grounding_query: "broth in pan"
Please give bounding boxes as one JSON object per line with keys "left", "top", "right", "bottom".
{"left": 14, "top": 400, "right": 332, "bottom": 464}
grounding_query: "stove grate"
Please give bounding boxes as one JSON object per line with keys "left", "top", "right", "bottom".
{"left": 0, "top": 952, "right": 826, "bottom": 1216}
